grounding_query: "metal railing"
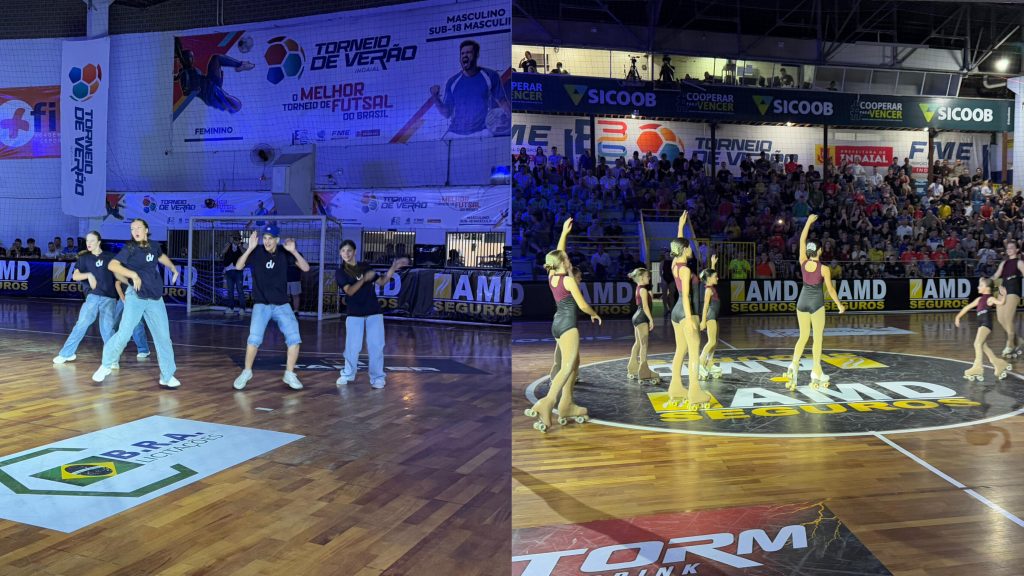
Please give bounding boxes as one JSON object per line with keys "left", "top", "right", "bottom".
{"left": 445, "top": 231, "right": 506, "bottom": 269}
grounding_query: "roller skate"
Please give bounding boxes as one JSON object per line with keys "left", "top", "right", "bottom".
{"left": 524, "top": 400, "right": 553, "bottom": 433}
{"left": 698, "top": 365, "right": 710, "bottom": 381}
{"left": 1001, "top": 346, "right": 1018, "bottom": 360}
{"left": 685, "top": 389, "right": 713, "bottom": 411}
{"left": 809, "top": 371, "right": 830, "bottom": 390}
{"left": 783, "top": 363, "right": 800, "bottom": 391}
{"left": 557, "top": 404, "right": 590, "bottom": 426}
{"left": 963, "top": 365, "right": 985, "bottom": 382}
{"left": 709, "top": 364, "right": 723, "bottom": 379}
{"left": 627, "top": 372, "right": 639, "bottom": 381}
{"left": 993, "top": 359, "right": 1012, "bottom": 380}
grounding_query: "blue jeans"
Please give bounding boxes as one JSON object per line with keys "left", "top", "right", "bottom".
{"left": 225, "top": 269, "right": 245, "bottom": 309}
{"left": 115, "top": 299, "right": 150, "bottom": 354}
{"left": 102, "top": 289, "right": 174, "bottom": 380}
{"left": 342, "top": 314, "right": 385, "bottom": 386}
{"left": 59, "top": 294, "right": 117, "bottom": 357}
{"left": 247, "top": 303, "right": 301, "bottom": 347}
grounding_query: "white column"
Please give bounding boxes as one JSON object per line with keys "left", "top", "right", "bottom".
{"left": 84, "top": 0, "right": 113, "bottom": 38}
{"left": 1006, "top": 77, "right": 1024, "bottom": 192}
{"left": 84, "top": 0, "right": 114, "bottom": 233}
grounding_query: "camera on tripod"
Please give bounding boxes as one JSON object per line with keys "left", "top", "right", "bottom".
{"left": 625, "top": 55, "right": 641, "bottom": 81}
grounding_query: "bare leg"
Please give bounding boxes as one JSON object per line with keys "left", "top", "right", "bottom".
{"left": 809, "top": 307, "right": 828, "bottom": 388}
{"left": 531, "top": 329, "right": 580, "bottom": 429}
{"left": 788, "top": 311, "right": 811, "bottom": 390}
{"left": 285, "top": 344, "right": 300, "bottom": 372}
{"left": 668, "top": 320, "right": 689, "bottom": 402}
{"left": 627, "top": 325, "right": 643, "bottom": 377}
{"left": 685, "top": 318, "right": 710, "bottom": 406}
{"left": 244, "top": 345, "right": 258, "bottom": 370}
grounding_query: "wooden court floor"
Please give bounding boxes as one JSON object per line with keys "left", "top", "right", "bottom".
{"left": 513, "top": 311, "right": 1024, "bottom": 575}
{"left": 0, "top": 297, "right": 510, "bottom": 576}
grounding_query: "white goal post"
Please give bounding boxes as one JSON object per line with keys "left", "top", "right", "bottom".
{"left": 185, "top": 215, "right": 344, "bottom": 320}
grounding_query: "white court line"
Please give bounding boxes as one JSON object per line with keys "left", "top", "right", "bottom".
{"left": 874, "top": 432, "right": 1024, "bottom": 528}
{"left": 0, "top": 327, "right": 508, "bottom": 359}
{"left": 717, "top": 337, "right": 736, "bottom": 350}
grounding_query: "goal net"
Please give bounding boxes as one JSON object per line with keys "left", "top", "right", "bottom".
{"left": 184, "top": 216, "right": 343, "bottom": 320}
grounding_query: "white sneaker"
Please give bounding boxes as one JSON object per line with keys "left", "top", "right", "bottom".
{"left": 110, "top": 362, "right": 120, "bottom": 370}
{"left": 53, "top": 354, "right": 76, "bottom": 364}
{"left": 283, "top": 371, "right": 303, "bottom": 390}
{"left": 160, "top": 377, "right": 181, "bottom": 388}
{"left": 91, "top": 366, "right": 111, "bottom": 382}
{"left": 233, "top": 369, "right": 253, "bottom": 390}
{"left": 370, "top": 380, "right": 386, "bottom": 390}
{"left": 336, "top": 373, "right": 351, "bottom": 386}
{"left": 137, "top": 351, "right": 150, "bottom": 358}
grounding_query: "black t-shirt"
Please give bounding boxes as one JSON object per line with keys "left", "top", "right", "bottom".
{"left": 247, "top": 246, "right": 293, "bottom": 305}
{"left": 222, "top": 244, "right": 243, "bottom": 267}
{"left": 22, "top": 246, "right": 41, "bottom": 259}
{"left": 336, "top": 263, "right": 382, "bottom": 317}
{"left": 114, "top": 242, "right": 165, "bottom": 301}
{"left": 78, "top": 251, "right": 117, "bottom": 299}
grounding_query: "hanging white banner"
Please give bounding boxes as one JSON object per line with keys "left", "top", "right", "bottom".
{"left": 60, "top": 37, "right": 109, "bottom": 217}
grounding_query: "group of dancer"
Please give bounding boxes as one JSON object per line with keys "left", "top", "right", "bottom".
{"left": 51, "top": 218, "right": 408, "bottom": 390}
{"left": 524, "top": 211, "right": 850, "bottom": 432}
{"left": 527, "top": 209, "right": 1024, "bottom": 433}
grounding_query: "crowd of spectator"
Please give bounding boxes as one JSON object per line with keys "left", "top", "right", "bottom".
{"left": 0, "top": 236, "right": 82, "bottom": 260}
{"left": 513, "top": 143, "right": 1019, "bottom": 281}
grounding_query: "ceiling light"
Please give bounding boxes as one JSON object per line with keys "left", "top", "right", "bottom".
{"left": 995, "top": 58, "right": 1010, "bottom": 72}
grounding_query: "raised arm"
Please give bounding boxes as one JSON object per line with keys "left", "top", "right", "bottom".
{"left": 235, "top": 230, "right": 258, "bottom": 271}
{"left": 282, "top": 239, "right": 311, "bottom": 272}
{"left": 677, "top": 210, "right": 689, "bottom": 239}
{"left": 557, "top": 217, "right": 573, "bottom": 252}
{"left": 799, "top": 214, "right": 818, "bottom": 265}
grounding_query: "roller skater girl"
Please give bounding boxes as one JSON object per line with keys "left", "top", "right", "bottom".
{"left": 698, "top": 255, "right": 722, "bottom": 381}
{"left": 525, "top": 219, "right": 602, "bottom": 432}
{"left": 627, "top": 267, "right": 660, "bottom": 384}
{"left": 955, "top": 277, "right": 1012, "bottom": 381}
{"left": 990, "top": 240, "right": 1024, "bottom": 358}
{"left": 785, "top": 214, "right": 846, "bottom": 391}
{"left": 667, "top": 211, "right": 711, "bottom": 410}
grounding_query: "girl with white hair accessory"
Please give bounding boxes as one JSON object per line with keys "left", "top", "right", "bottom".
{"left": 784, "top": 214, "right": 846, "bottom": 391}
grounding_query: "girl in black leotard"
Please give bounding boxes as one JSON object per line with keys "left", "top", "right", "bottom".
{"left": 626, "top": 267, "right": 659, "bottom": 384}
{"left": 990, "top": 240, "right": 1024, "bottom": 358}
{"left": 956, "top": 277, "right": 1012, "bottom": 381}
{"left": 785, "top": 214, "right": 846, "bottom": 391}
{"left": 525, "top": 219, "right": 602, "bottom": 433}
{"left": 667, "top": 211, "right": 710, "bottom": 410}
{"left": 698, "top": 255, "right": 722, "bottom": 380}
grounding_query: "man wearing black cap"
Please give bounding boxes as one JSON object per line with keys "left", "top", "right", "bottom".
{"left": 232, "top": 224, "right": 310, "bottom": 390}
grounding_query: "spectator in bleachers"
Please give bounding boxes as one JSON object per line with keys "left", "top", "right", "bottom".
{"left": 550, "top": 62, "right": 568, "bottom": 74}
{"left": 519, "top": 51, "right": 537, "bottom": 73}
{"left": 44, "top": 242, "right": 61, "bottom": 259}
{"left": 9, "top": 239, "right": 22, "bottom": 258}
{"left": 22, "top": 238, "right": 41, "bottom": 259}
{"left": 590, "top": 245, "right": 612, "bottom": 281}
{"left": 0, "top": 242, "right": 5, "bottom": 257}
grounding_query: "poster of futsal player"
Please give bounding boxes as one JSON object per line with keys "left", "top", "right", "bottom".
{"left": 171, "top": 0, "right": 510, "bottom": 150}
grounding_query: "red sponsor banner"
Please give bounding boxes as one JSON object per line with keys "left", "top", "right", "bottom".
{"left": 512, "top": 502, "right": 891, "bottom": 576}
{"left": 0, "top": 86, "right": 60, "bottom": 159}
{"left": 815, "top": 144, "right": 893, "bottom": 167}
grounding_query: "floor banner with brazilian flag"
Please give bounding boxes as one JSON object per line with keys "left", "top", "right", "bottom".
{"left": 0, "top": 416, "right": 300, "bottom": 532}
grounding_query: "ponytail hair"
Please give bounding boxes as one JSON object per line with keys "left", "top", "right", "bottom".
{"left": 544, "top": 250, "right": 569, "bottom": 273}
{"left": 699, "top": 268, "right": 717, "bottom": 284}
{"left": 669, "top": 238, "right": 691, "bottom": 259}
{"left": 806, "top": 241, "right": 820, "bottom": 259}
{"left": 627, "top": 267, "right": 649, "bottom": 282}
